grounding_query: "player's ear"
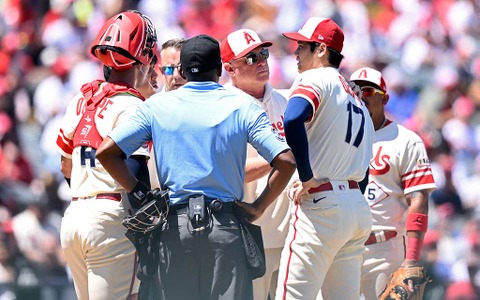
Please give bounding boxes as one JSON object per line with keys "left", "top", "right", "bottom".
{"left": 223, "top": 62, "right": 234, "bottom": 76}
{"left": 382, "top": 94, "right": 389, "bottom": 105}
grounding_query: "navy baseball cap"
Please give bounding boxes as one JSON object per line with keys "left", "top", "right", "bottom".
{"left": 181, "top": 34, "right": 222, "bottom": 74}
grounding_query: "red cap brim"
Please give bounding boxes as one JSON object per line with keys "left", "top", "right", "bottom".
{"left": 282, "top": 32, "right": 314, "bottom": 42}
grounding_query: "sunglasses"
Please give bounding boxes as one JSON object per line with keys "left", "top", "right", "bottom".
{"left": 361, "top": 86, "right": 385, "bottom": 97}
{"left": 161, "top": 64, "right": 181, "bottom": 76}
{"left": 232, "top": 49, "right": 269, "bottom": 65}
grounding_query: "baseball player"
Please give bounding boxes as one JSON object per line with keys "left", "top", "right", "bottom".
{"left": 350, "top": 67, "right": 436, "bottom": 299}
{"left": 276, "top": 17, "right": 375, "bottom": 300}
{"left": 95, "top": 34, "right": 296, "bottom": 300}
{"left": 220, "top": 28, "right": 293, "bottom": 300}
{"left": 56, "top": 10, "right": 158, "bottom": 300}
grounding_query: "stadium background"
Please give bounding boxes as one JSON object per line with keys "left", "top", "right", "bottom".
{"left": 0, "top": 0, "right": 479, "bottom": 299}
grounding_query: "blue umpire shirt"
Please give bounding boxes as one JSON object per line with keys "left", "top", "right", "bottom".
{"left": 109, "top": 82, "right": 289, "bottom": 205}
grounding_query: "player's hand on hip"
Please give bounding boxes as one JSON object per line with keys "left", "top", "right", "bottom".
{"left": 234, "top": 200, "right": 261, "bottom": 222}
{"left": 289, "top": 177, "right": 328, "bottom": 204}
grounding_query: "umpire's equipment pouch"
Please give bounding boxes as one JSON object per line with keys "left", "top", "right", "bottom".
{"left": 233, "top": 205, "right": 266, "bottom": 279}
{"left": 187, "top": 195, "right": 209, "bottom": 232}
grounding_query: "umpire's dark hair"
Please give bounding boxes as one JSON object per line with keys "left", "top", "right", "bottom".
{"left": 161, "top": 38, "right": 186, "bottom": 51}
{"left": 309, "top": 42, "right": 344, "bottom": 68}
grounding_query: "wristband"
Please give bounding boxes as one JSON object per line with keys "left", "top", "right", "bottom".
{"left": 406, "top": 213, "right": 428, "bottom": 232}
{"left": 130, "top": 181, "right": 149, "bottom": 203}
{"left": 406, "top": 236, "right": 423, "bottom": 260}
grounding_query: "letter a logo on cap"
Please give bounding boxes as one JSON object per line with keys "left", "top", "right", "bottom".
{"left": 244, "top": 31, "right": 256, "bottom": 44}
{"left": 359, "top": 69, "right": 368, "bottom": 79}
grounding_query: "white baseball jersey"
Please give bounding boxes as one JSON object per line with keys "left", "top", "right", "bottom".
{"left": 360, "top": 120, "right": 436, "bottom": 300}
{"left": 276, "top": 67, "right": 374, "bottom": 300}
{"left": 56, "top": 82, "right": 150, "bottom": 198}
{"left": 290, "top": 67, "right": 374, "bottom": 180}
{"left": 225, "top": 82, "right": 293, "bottom": 247}
{"left": 226, "top": 81, "right": 294, "bottom": 300}
{"left": 365, "top": 120, "right": 436, "bottom": 235}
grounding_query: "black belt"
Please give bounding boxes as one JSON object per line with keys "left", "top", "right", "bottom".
{"left": 169, "top": 200, "right": 235, "bottom": 215}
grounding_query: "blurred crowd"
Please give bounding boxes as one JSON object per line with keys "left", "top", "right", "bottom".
{"left": 0, "top": 0, "right": 479, "bottom": 299}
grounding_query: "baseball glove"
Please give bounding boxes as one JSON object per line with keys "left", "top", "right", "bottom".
{"left": 122, "top": 188, "right": 170, "bottom": 233}
{"left": 378, "top": 265, "right": 430, "bottom": 300}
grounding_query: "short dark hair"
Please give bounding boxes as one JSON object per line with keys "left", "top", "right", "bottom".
{"left": 309, "top": 42, "right": 320, "bottom": 52}
{"left": 161, "top": 38, "right": 186, "bottom": 51}
{"left": 308, "top": 42, "right": 343, "bottom": 68}
{"left": 326, "top": 47, "right": 344, "bottom": 68}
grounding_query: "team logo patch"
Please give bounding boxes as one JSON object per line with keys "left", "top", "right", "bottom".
{"left": 417, "top": 158, "right": 430, "bottom": 167}
{"left": 271, "top": 127, "right": 285, "bottom": 142}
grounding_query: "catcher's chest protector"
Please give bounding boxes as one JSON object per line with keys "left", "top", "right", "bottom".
{"left": 73, "top": 80, "right": 144, "bottom": 149}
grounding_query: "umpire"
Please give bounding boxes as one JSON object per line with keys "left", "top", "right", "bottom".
{"left": 96, "top": 34, "right": 296, "bottom": 300}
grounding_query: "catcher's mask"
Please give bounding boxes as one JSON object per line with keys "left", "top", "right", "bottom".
{"left": 122, "top": 189, "right": 169, "bottom": 233}
{"left": 91, "top": 10, "right": 157, "bottom": 71}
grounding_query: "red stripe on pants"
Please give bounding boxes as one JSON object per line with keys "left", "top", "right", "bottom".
{"left": 282, "top": 203, "right": 300, "bottom": 300}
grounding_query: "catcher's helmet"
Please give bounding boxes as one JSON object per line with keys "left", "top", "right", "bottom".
{"left": 91, "top": 10, "right": 157, "bottom": 71}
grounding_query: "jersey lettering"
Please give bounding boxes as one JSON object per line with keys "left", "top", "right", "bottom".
{"left": 97, "top": 99, "right": 113, "bottom": 119}
{"left": 271, "top": 115, "right": 285, "bottom": 136}
{"left": 339, "top": 76, "right": 359, "bottom": 101}
{"left": 370, "top": 146, "right": 390, "bottom": 175}
{"left": 345, "top": 101, "right": 365, "bottom": 147}
{"left": 73, "top": 81, "right": 144, "bottom": 149}
{"left": 80, "top": 146, "right": 96, "bottom": 167}
{"left": 244, "top": 31, "right": 256, "bottom": 44}
{"left": 76, "top": 97, "right": 86, "bottom": 116}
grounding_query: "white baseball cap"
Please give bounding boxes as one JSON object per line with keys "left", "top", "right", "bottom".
{"left": 220, "top": 29, "right": 272, "bottom": 63}
{"left": 350, "top": 67, "right": 387, "bottom": 92}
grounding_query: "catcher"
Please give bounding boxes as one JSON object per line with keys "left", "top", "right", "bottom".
{"left": 349, "top": 68, "right": 436, "bottom": 300}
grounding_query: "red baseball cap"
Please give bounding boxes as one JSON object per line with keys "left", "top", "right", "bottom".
{"left": 350, "top": 67, "right": 388, "bottom": 92}
{"left": 282, "top": 17, "right": 344, "bottom": 53}
{"left": 220, "top": 29, "right": 272, "bottom": 63}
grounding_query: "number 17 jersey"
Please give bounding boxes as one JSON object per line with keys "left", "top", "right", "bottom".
{"left": 289, "top": 67, "right": 374, "bottom": 182}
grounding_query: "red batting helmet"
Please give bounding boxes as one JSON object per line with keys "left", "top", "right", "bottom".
{"left": 90, "top": 10, "right": 157, "bottom": 71}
